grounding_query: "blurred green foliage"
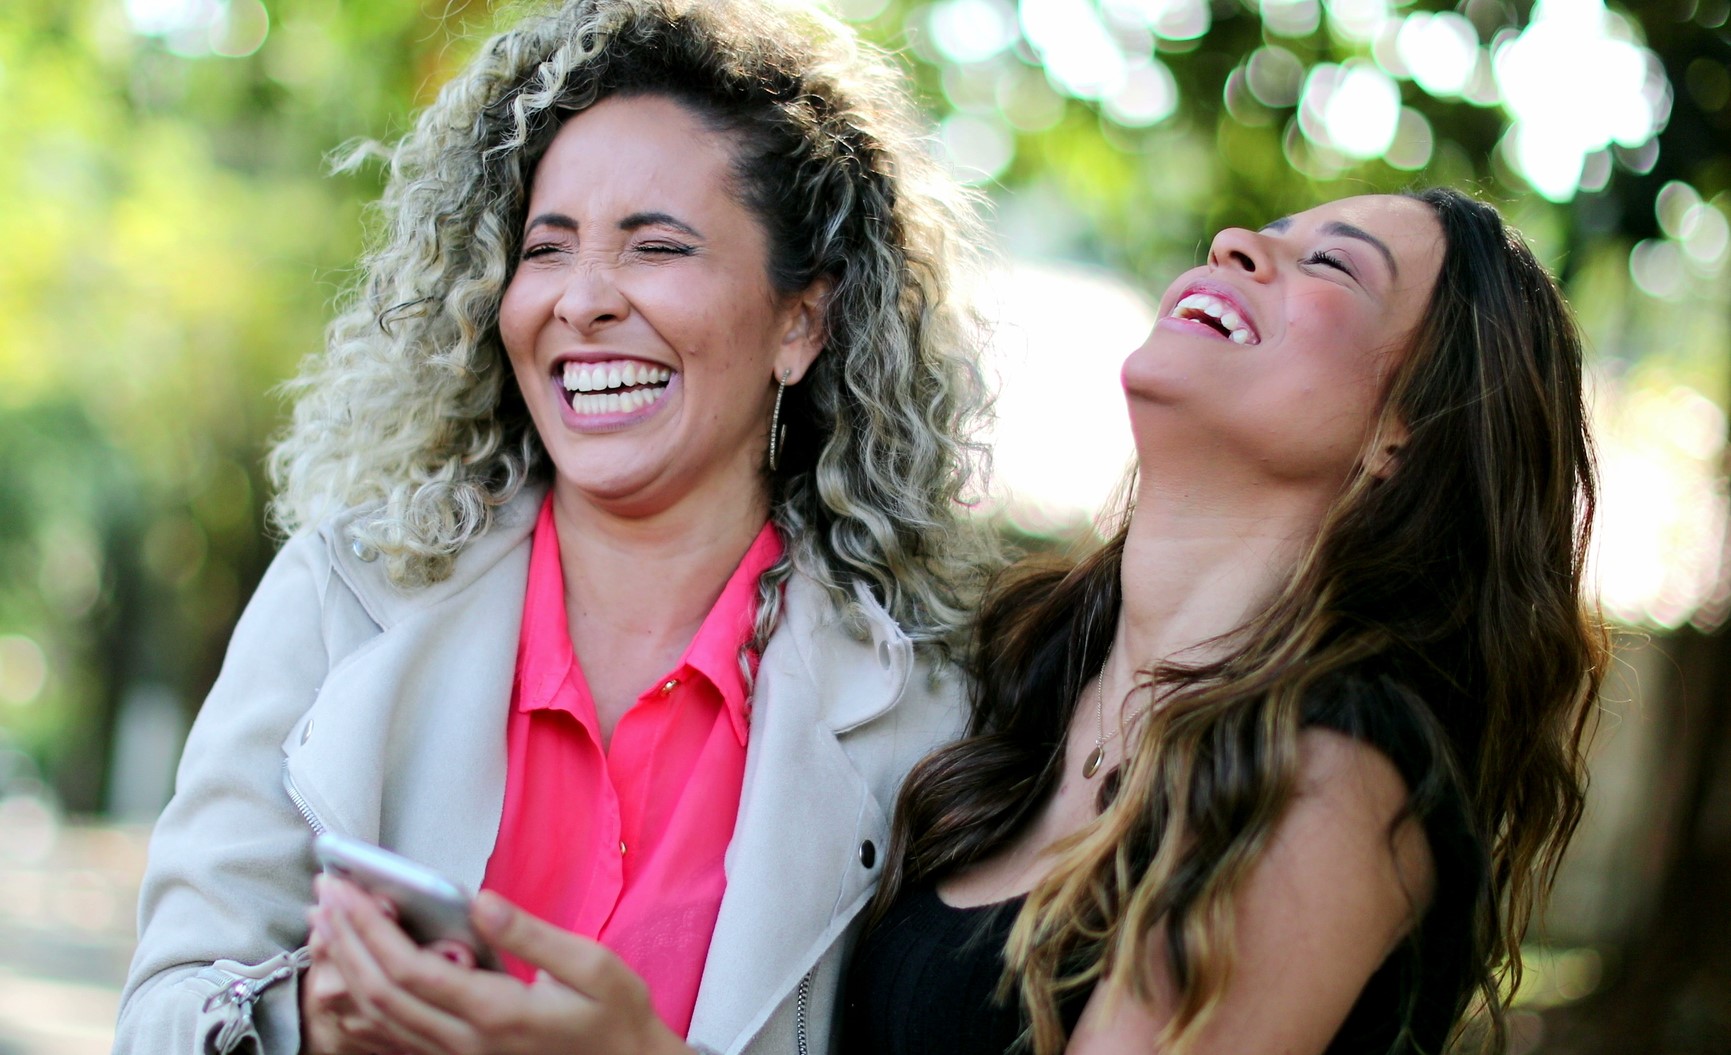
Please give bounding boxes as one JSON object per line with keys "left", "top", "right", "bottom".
{"left": 0, "top": 0, "right": 498, "bottom": 802}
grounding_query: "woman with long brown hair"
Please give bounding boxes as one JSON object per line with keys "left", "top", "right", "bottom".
{"left": 844, "top": 189, "right": 1606, "bottom": 1054}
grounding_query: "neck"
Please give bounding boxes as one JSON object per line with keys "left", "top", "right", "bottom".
{"left": 551, "top": 478, "right": 772, "bottom": 649}
{"left": 1106, "top": 468, "right": 1329, "bottom": 693}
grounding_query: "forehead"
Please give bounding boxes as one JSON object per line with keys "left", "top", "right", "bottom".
{"left": 1287, "top": 194, "right": 1445, "bottom": 282}
{"left": 529, "top": 94, "right": 737, "bottom": 198}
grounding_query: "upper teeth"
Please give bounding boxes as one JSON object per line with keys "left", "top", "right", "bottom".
{"left": 561, "top": 360, "right": 674, "bottom": 392}
{"left": 1173, "top": 293, "right": 1257, "bottom": 345}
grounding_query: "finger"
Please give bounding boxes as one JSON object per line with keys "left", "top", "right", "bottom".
{"left": 322, "top": 886, "right": 471, "bottom": 1054}
{"left": 318, "top": 874, "right": 398, "bottom": 921}
{"left": 303, "top": 958, "right": 405, "bottom": 1055}
{"left": 426, "top": 938, "right": 478, "bottom": 970}
{"left": 329, "top": 880, "right": 532, "bottom": 1038}
{"left": 473, "top": 892, "right": 644, "bottom": 1005}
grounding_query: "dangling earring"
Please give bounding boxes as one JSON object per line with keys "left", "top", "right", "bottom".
{"left": 768, "top": 368, "right": 792, "bottom": 472}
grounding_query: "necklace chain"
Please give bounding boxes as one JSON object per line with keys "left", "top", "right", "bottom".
{"left": 1084, "top": 652, "right": 1155, "bottom": 780}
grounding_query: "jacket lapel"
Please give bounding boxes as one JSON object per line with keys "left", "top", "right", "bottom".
{"left": 281, "top": 489, "right": 539, "bottom": 890}
{"left": 686, "top": 576, "right": 917, "bottom": 1053}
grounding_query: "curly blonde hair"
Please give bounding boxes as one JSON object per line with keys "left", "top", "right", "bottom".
{"left": 269, "top": 0, "right": 995, "bottom": 655}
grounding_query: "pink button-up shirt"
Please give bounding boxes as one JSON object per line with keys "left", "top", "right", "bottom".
{"left": 480, "top": 495, "right": 781, "bottom": 1035}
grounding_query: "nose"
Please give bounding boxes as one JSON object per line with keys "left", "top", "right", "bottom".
{"left": 553, "top": 265, "right": 630, "bottom": 334}
{"left": 1206, "top": 227, "right": 1275, "bottom": 282}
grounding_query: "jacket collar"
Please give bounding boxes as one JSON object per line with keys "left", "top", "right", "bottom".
{"left": 779, "top": 575, "right": 914, "bottom": 734}
{"left": 320, "top": 485, "right": 544, "bottom": 631}
{"left": 316, "top": 480, "right": 911, "bottom": 739}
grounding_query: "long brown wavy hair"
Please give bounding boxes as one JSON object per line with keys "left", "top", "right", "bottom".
{"left": 873, "top": 188, "right": 1608, "bottom": 1054}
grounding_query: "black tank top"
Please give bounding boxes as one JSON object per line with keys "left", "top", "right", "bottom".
{"left": 841, "top": 670, "right": 1483, "bottom": 1055}
{"left": 840, "top": 885, "right": 1088, "bottom": 1055}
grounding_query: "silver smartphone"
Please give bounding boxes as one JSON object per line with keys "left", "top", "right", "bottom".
{"left": 312, "top": 833, "right": 498, "bottom": 969}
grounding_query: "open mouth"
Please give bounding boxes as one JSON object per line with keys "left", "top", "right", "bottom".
{"left": 1170, "top": 292, "right": 1259, "bottom": 345}
{"left": 560, "top": 359, "right": 673, "bottom": 415}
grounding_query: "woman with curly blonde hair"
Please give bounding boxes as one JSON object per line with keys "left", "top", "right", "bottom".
{"left": 117, "top": 1, "right": 992, "bottom": 1053}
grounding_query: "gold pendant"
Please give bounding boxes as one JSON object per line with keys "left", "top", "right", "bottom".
{"left": 1083, "top": 745, "right": 1105, "bottom": 779}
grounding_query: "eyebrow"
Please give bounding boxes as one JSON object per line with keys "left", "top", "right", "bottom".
{"left": 1261, "top": 216, "right": 1399, "bottom": 278}
{"left": 619, "top": 211, "right": 704, "bottom": 239}
{"left": 524, "top": 211, "right": 579, "bottom": 234}
{"left": 522, "top": 211, "right": 707, "bottom": 240}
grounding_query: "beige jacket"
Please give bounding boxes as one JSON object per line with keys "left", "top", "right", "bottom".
{"left": 115, "top": 488, "right": 965, "bottom": 1055}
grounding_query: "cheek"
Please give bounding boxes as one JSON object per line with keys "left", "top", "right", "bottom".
{"left": 497, "top": 287, "right": 531, "bottom": 359}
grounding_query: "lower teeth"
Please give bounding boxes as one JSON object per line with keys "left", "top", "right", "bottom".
{"left": 567, "top": 386, "right": 664, "bottom": 415}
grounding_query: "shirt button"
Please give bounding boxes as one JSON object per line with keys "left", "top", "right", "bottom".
{"left": 859, "top": 840, "right": 877, "bottom": 869}
{"left": 620, "top": 841, "right": 628, "bottom": 855}
{"left": 660, "top": 678, "right": 680, "bottom": 694}
{"left": 300, "top": 717, "right": 314, "bottom": 744}
{"left": 350, "top": 539, "right": 378, "bottom": 562}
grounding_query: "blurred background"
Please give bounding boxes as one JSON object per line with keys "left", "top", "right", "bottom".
{"left": 0, "top": 0, "right": 1728, "bottom": 1051}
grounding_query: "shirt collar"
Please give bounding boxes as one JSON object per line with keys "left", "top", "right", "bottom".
{"left": 682, "top": 520, "right": 783, "bottom": 745}
{"left": 516, "top": 493, "right": 576, "bottom": 713}
{"left": 516, "top": 493, "right": 783, "bottom": 745}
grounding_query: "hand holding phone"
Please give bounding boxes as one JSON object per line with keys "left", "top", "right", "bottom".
{"left": 312, "top": 833, "right": 498, "bottom": 970}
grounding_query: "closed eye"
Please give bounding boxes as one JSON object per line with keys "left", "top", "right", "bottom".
{"left": 520, "top": 242, "right": 565, "bottom": 260}
{"left": 635, "top": 242, "right": 695, "bottom": 256}
{"left": 1303, "top": 249, "right": 1353, "bottom": 275}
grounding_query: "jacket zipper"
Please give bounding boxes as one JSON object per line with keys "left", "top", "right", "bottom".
{"left": 281, "top": 758, "right": 328, "bottom": 836}
{"left": 795, "top": 969, "right": 813, "bottom": 1055}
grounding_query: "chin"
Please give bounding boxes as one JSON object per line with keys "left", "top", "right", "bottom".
{"left": 545, "top": 452, "right": 660, "bottom": 503}
{"left": 1119, "top": 359, "right": 1193, "bottom": 411}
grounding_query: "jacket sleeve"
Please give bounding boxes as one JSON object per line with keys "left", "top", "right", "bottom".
{"left": 114, "top": 532, "right": 346, "bottom": 1055}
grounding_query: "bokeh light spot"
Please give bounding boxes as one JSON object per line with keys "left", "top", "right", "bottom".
{"left": 1104, "top": 59, "right": 1178, "bottom": 127}
{"left": 1104, "top": 0, "right": 1210, "bottom": 41}
{"left": 0, "top": 636, "right": 49, "bottom": 707}
{"left": 1325, "top": 63, "right": 1399, "bottom": 158}
{"left": 830, "top": 0, "right": 891, "bottom": 21}
{"left": 1247, "top": 45, "right": 1305, "bottom": 108}
{"left": 1396, "top": 12, "right": 1478, "bottom": 97}
{"left": 930, "top": 0, "right": 1019, "bottom": 65}
{"left": 1020, "top": 0, "right": 1128, "bottom": 101}
{"left": 1300, "top": 61, "right": 1399, "bottom": 161}
{"left": 1494, "top": 0, "right": 1670, "bottom": 202}
{"left": 1683, "top": 203, "right": 1730, "bottom": 269}
{"left": 1384, "top": 107, "right": 1434, "bottom": 170}
{"left": 125, "top": 0, "right": 212, "bottom": 37}
{"left": 1657, "top": 181, "right": 1703, "bottom": 241}
{"left": 1261, "top": 0, "right": 1322, "bottom": 38}
{"left": 940, "top": 113, "right": 1015, "bottom": 184}
{"left": 1629, "top": 238, "right": 1687, "bottom": 300}
{"left": 210, "top": 0, "right": 269, "bottom": 58}
{"left": 1325, "top": 0, "right": 1390, "bottom": 43}
{"left": 996, "top": 66, "right": 1068, "bottom": 131}
{"left": 1579, "top": 149, "right": 1613, "bottom": 193}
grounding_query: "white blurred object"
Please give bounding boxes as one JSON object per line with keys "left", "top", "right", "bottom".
{"left": 975, "top": 260, "right": 1152, "bottom": 526}
{"left": 1492, "top": 0, "right": 1670, "bottom": 201}
{"left": 1591, "top": 382, "right": 1729, "bottom": 628}
{"left": 104, "top": 683, "right": 188, "bottom": 824}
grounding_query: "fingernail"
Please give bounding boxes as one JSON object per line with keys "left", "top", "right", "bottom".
{"left": 474, "top": 892, "right": 511, "bottom": 932}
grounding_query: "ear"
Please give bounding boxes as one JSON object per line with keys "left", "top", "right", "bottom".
{"left": 773, "top": 276, "right": 832, "bottom": 385}
{"left": 1364, "top": 420, "right": 1409, "bottom": 480}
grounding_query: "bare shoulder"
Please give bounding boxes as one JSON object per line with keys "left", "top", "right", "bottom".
{"left": 1067, "top": 729, "right": 1441, "bottom": 1055}
{"left": 1295, "top": 726, "right": 1412, "bottom": 812}
{"left": 1284, "top": 727, "right": 1437, "bottom": 918}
